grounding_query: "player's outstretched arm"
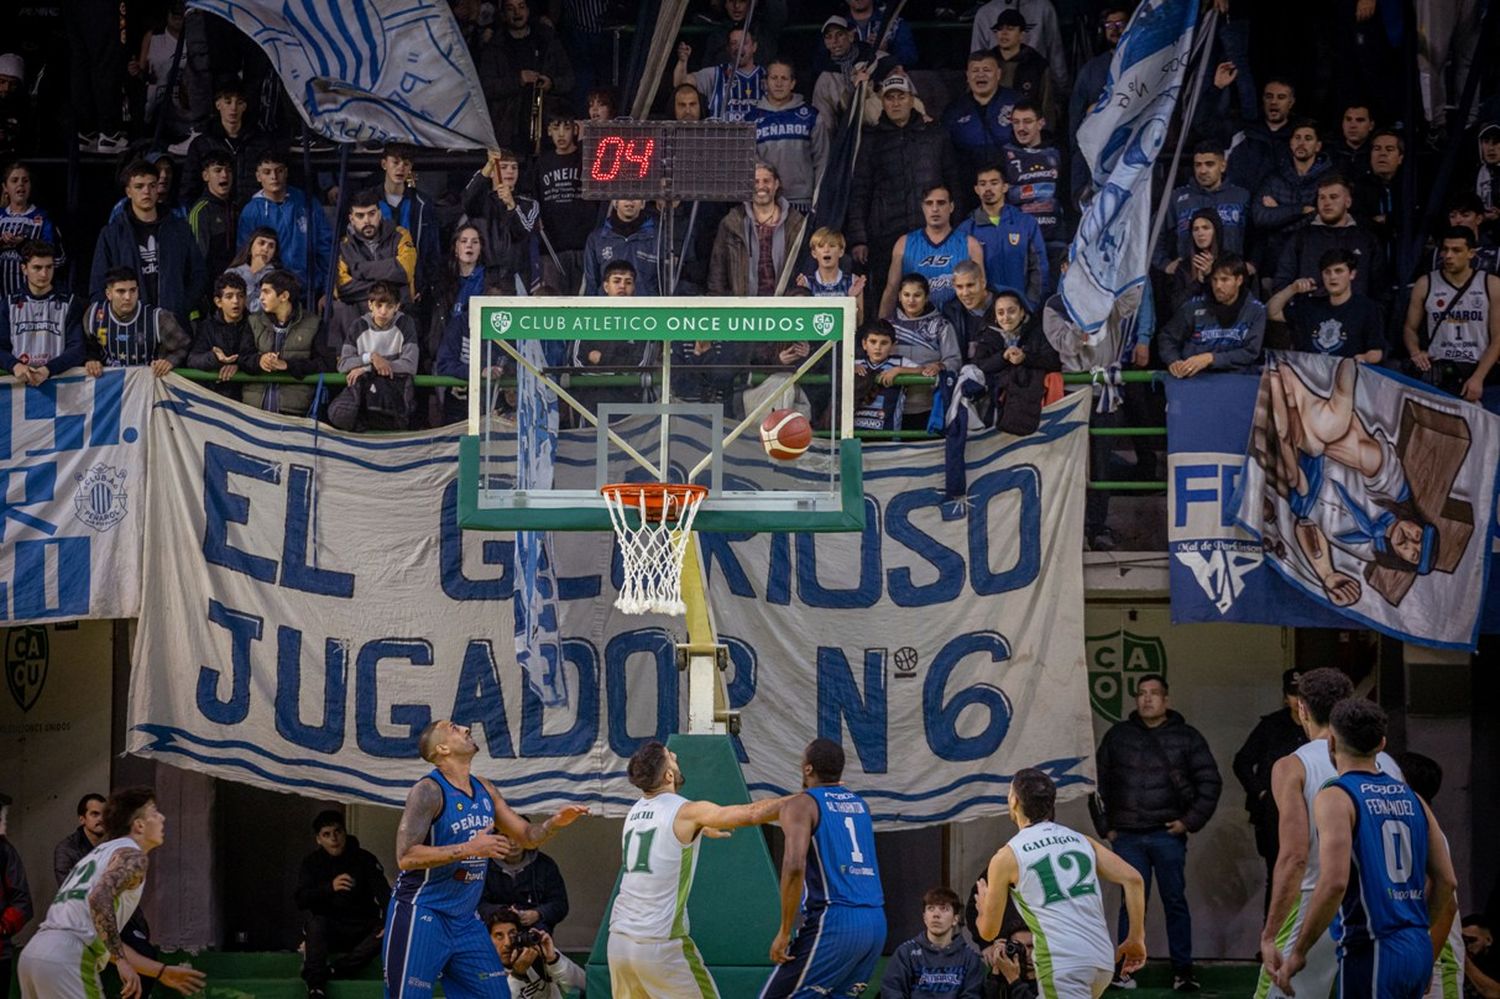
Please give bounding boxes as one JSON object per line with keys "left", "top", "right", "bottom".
{"left": 1419, "top": 798, "right": 1459, "bottom": 961}
{"left": 770, "top": 793, "right": 818, "bottom": 964}
{"left": 973, "top": 845, "right": 1017, "bottom": 942}
{"left": 677, "top": 794, "right": 794, "bottom": 839}
{"left": 1279, "top": 787, "right": 1355, "bottom": 991}
{"left": 87, "top": 848, "right": 149, "bottom": 998}
{"left": 1261, "top": 755, "right": 1310, "bottom": 971}
{"left": 481, "top": 777, "right": 589, "bottom": 849}
{"left": 1090, "top": 837, "right": 1147, "bottom": 974}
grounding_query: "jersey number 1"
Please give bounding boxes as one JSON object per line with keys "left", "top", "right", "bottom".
{"left": 843, "top": 816, "right": 866, "bottom": 863}
{"left": 622, "top": 828, "right": 656, "bottom": 874}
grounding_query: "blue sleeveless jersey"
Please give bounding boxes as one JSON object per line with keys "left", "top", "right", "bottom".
{"left": 1330, "top": 770, "right": 1429, "bottom": 948}
{"left": 901, "top": 228, "right": 970, "bottom": 309}
{"left": 391, "top": 770, "right": 496, "bottom": 918}
{"left": 804, "top": 786, "right": 883, "bottom": 910}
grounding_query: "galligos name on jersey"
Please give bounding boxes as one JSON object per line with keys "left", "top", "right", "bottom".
{"left": 1018, "top": 833, "right": 1082, "bottom": 852}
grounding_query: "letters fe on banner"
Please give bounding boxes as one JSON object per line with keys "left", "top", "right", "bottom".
{"left": 1232, "top": 354, "right": 1500, "bottom": 650}
{"left": 129, "top": 378, "right": 1096, "bottom": 827}
{"left": 1, "top": 370, "right": 149, "bottom": 624}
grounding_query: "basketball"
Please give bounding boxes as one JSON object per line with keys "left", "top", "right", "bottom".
{"left": 760, "top": 409, "right": 813, "bottom": 460}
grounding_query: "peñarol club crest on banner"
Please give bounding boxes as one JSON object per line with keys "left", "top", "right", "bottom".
{"left": 5, "top": 625, "right": 49, "bottom": 713}
{"left": 1086, "top": 629, "right": 1167, "bottom": 722}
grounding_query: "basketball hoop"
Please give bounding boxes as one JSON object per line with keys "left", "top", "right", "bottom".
{"left": 600, "top": 483, "right": 709, "bottom": 615}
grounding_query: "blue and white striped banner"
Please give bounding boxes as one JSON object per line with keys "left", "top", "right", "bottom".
{"left": 1061, "top": 0, "right": 1199, "bottom": 334}
{"left": 129, "top": 377, "right": 1094, "bottom": 826}
{"left": 189, "top": 0, "right": 498, "bottom": 148}
{"left": 1, "top": 369, "right": 149, "bottom": 625}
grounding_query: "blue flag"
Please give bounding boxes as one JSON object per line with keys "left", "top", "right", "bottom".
{"left": 1062, "top": 0, "right": 1199, "bottom": 334}
{"left": 189, "top": 0, "right": 498, "bottom": 149}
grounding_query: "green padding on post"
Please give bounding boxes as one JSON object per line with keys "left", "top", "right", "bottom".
{"left": 585, "top": 735, "right": 783, "bottom": 995}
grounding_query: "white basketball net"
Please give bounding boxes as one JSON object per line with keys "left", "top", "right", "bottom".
{"left": 601, "top": 486, "right": 707, "bottom": 615}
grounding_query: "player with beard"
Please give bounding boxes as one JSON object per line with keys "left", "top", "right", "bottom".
{"left": 608, "top": 742, "right": 791, "bottom": 998}
{"left": 383, "top": 721, "right": 587, "bottom": 999}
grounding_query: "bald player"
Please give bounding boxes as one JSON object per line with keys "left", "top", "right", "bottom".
{"left": 382, "top": 720, "right": 587, "bottom": 999}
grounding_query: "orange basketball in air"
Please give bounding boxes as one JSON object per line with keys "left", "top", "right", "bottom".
{"left": 760, "top": 409, "right": 813, "bottom": 460}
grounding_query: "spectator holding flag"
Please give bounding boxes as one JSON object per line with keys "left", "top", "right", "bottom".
{"left": 674, "top": 27, "right": 765, "bottom": 124}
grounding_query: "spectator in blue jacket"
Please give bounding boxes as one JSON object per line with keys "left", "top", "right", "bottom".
{"left": 1225, "top": 77, "right": 1298, "bottom": 195}
{"left": 943, "top": 51, "right": 1020, "bottom": 202}
{"left": 880, "top": 887, "right": 985, "bottom": 998}
{"left": 1250, "top": 121, "right": 1331, "bottom": 278}
{"left": 1157, "top": 254, "right": 1266, "bottom": 376}
{"left": 582, "top": 200, "right": 660, "bottom": 296}
{"left": 957, "top": 166, "right": 1047, "bottom": 310}
{"left": 1156, "top": 141, "right": 1250, "bottom": 272}
{"left": 90, "top": 159, "right": 206, "bottom": 322}
{"left": 235, "top": 148, "right": 334, "bottom": 299}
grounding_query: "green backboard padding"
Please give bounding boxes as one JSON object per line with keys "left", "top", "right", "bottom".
{"left": 585, "top": 734, "right": 784, "bottom": 994}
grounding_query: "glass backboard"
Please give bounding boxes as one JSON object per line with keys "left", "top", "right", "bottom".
{"left": 457, "top": 295, "right": 863, "bottom": 533}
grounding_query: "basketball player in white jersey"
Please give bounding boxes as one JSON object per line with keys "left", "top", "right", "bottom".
{"left": 1257, "top": 667, "right": 1404, "bottom": 998}
{"left": 1401, "top": 225, "right": 1500, "bottom": 401}
{"left": 975, "top": 768, "right": 1147, "bottom": 999}
{"left": 17, "top": 787, "right": 206, "bottom": 999}
{"left": 608, "top": 741, "right": 792, "bottom": 999}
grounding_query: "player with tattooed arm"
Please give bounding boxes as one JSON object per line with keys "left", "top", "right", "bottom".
{"left": 382, "top": 720, "right": 588, "bottom": 999}
{"left": 17, "top": 787, "right": 206, "bottom": 999}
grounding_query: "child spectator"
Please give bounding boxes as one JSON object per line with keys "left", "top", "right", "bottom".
{"left": 330, "top": 281, "right": 418, "bottom": 431}
{"left": 887, "top": 273, "right": 960, "bottom": 430}
{"left": 1266, "top": 248, "right": 1385, "bottom": 362}
{"left": 186, "top": 272, "right": 253, "bottom": 399}
{"left": 880, "top": 886, "right": 985, "bottom": 999}
{"left": 853, "top": 318, "right": 912, "bottom": 431}
{"left": 82, "top": 267, "right": 190, "bottom": 376}
{"left": 970, "top": 288, "right": 1060, "bottom": 434}
{"left": 225, "top": 227, "right": 282, "bottom": 313}
{"left": 0, "top": 163, "right": 65, "bottom": 299}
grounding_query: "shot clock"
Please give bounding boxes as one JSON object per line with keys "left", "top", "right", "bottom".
{"left": 580, "top": 120, "right": 756, "bottom": 201}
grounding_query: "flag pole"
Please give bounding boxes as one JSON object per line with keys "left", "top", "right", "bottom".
{"left": 1143, "top": 9, "right": 1218, "bottom": 271}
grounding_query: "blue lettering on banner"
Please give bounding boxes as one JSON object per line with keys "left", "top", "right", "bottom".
{"left": 439, "top": 480, "right": 514, "bottom": 600}
{"left": 924, "top": 632, "right": 1013, "bottom": 761}
{"left": 817, "top": 646, "right": 887, "bottom": 773}
{"left": 198, "top": 598, "right": 262, "bottom": 724}
{"left": 797, "top": 496, "right": 882, "bottom": 608}
{"left": 605, "top": 628, "right": 677, "bottom": 758}
{"left": 1172, "top": 462, "right": 1241, "bottom": 528}
{"left": 521, "top": 638, "right": 596, "bottom": 757}
{"left": 967, "top": 467, "right": 1041, "bottom": 593}
{"left": 884, "top": 488, "right": 965, "bottom": 605}
{"left": 452, "top": 639, "right": 516, "bottom": 757}
{"left": 355, "top": 639, "right": 434, "bottom": 757}
{"left": 275, "top": 628, "right": 348, "bottom": 754}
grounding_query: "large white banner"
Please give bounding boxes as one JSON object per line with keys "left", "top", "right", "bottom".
{"left": 1, "top": 369, "right": 149, "bottom": 627}
{"left": 129, "top": 377, "right": 1094, "bottom": 827}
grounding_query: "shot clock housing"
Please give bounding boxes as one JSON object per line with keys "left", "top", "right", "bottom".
{"left": 579, "top": 120, "right": 757, "bottom": 202}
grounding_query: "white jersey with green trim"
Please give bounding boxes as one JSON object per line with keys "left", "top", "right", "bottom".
{"left": 1007, "top": 821, "right": 1114, "bottom": 973}
{"left": 1295, "top": 740, "right": 1402, "bottom": 891}
{"left": 38, "top": 837, "right": 145, "bottom": 952}
{"left": 609, "top": 793, "right": 701, "bottom": 941}
{"left": 1425, "top": 832, "right": 1465, "bottom": 999}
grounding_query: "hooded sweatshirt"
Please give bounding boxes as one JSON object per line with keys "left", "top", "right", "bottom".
{"left": 1157, "top": 178, "right": 1250, "bottom": 268}
{"left": 889, "top": 304, "right": 961, "bottom": 415}
{"left": 880, "top": 931, "right": 987, "bottom": 999}
{"left": 746, "top": 94, "right": 828, "bottom": 204}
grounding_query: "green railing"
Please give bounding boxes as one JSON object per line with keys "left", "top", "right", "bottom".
{"left": 173, "top": 368, "right": 1167, "bottom": 492}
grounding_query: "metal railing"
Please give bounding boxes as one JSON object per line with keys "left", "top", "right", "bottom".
{"left": 172, "top": 368, "right": 1167, "bottom": 492}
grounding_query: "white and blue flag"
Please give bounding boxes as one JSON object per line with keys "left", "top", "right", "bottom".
{"left": 1061, "top": 0, "right": 1200, "bottom": 334}
{"left": 513, "top": 334, "right": 568, "bottom": 707}
{"left": 188, "top": 0, "right": 498, "bottom": 149}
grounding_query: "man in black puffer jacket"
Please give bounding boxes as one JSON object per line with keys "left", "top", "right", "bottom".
{"left": 1093, "top": 674, "right": 1221, "bottom": 991}
{"left": 847, "top": 74, "right": 959, "bottom": 319}
{"left": 294, "top": 811, "right": 390, "bottom": 999}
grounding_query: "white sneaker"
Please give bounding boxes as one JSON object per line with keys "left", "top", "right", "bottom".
{"left": 167, "top": 129, "right": 201, "bottom": 157}
{"left": 77, "top": 132, "right": 99, "bottom": 153}
{"left": 96, "top": 132, "right": 129, "bottom": 154}
{"left": 1110, "top": 971, "right": 1138, "bottom": 990}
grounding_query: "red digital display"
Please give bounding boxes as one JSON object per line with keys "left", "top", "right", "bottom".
{"left": 589, "top": 136, "right": 657, "bottom": 182}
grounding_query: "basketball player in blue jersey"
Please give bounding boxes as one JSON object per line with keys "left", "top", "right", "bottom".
{"left": 383, "top": 720, "right": 588, "bottom": 999}
{"left": 1274, "top": 700, "right": 1457, "bottom": 998}
{"left": 760, "top": 738, "right": 886, "bottom": 999}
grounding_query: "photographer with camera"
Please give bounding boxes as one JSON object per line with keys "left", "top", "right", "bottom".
{"left": 486, "top": 907, "right": 585, "bottom": 999}
{"left": 964, "top": 880, "right": 1038, "bottom": 998}
{"left": 881, "top": 886, "right": 985, "bottom": 997}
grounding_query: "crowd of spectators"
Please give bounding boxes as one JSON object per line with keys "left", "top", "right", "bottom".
{"left": 0, "top": 0, "right": 1498, "bottom": 547}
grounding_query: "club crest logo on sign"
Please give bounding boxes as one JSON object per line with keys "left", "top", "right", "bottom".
{"left": 5, "top": 626, "right": 49, "bottom": 713}
{"left": 73, "top": 463, "right": 129, "bottom": 532}
{"left": 1085, "top": 629, "right": 1166, "bottom": 722}
{"left": 813, "top": 312, "right": 835, "bottom": 337}
{"left": 490, "top": 311, "right": 513, "bottom": 336}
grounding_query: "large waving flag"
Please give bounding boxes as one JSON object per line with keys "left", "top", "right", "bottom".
{"left": 189, "top": 0, "right": 498, "bottom": 149}
{"left": 1060, "top": 0, "right": 1200, "bottom": 334}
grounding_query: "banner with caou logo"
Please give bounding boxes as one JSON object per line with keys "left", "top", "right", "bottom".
{"left": 1, "top": 369, "right": 150, "bottom": 626}
{"left": 129, "top": 377, "right": 1096, "bottom": 827}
